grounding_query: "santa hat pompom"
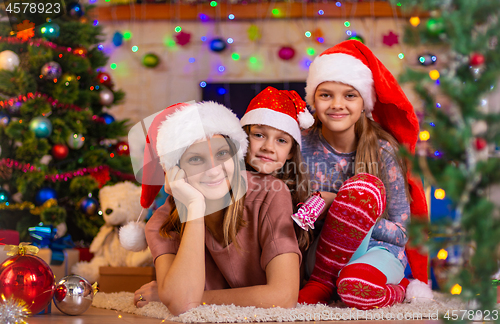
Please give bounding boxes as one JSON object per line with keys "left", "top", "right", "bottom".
{"left": 298, "top": 109, "right": 314, "bottom": 129}
{"left": 119, "top": 221, "right": 147, "bottom": 252}
{"left": 405, "top": 279, "right": 434, "bottom": 303}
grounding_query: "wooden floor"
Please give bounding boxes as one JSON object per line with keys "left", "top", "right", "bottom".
{"left": 28, "top": 302, "right": 440, "bottom": 324}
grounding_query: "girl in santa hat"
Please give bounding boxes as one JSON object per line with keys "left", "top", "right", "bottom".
{"left": 127, "top": 101, "right": 301, "bottom": 315}
{"left": 240, "top": 86, "right": 317, "bottom": 252}
{"left": 298, "top": 40, "right": 430, "bottom": 309}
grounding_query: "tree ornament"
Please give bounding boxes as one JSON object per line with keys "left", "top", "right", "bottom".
{"left": 174, "top": 31, "right": 191, "bottom": 46}
{"left": 278, "top": 46, "right": 296, "bottom": 61}
{"left": 41, "top": 61, "right": 62, "bottom": 80}
{"left": 0, "top": 250, "right": 55, "bottom": 314}
{"left": 247, "top": 25, "right": 261, "bottom": 41}
{"left": 347, "top": 35, "right": 364, "bottom": 43}
{"left": 116, "top": 141, "right": 130, "bottom": 155}
{"left": 470, "top": 53, "right": 485, "bottom": 66}
{"left": 79, "top": 197, "right": 98, "bottom": 215}
{"left": 142, "top": 53, "right": 160, "bottom": 68}
{"left": 53, "top": 275, "right": 97, "bottom": 315}
{"left": 67, "top": 2, "right": 84, "bottom": 18}
{"left": 0, "top": 187, "right": 10, "bottom": 205}
{"left": 97, "top": 72, "right": 112, "bottom": 87}
{"left": 426, "top": 18, "right": 445, "bottom": 36}
{"left": 0, "top": 112, "right": 11, "bottom": 127}
{"left": 35, "top": 187, "right": 57, "bottom": 205}
{"left": 382, "top": 31, "right": 399, "bottom": 47}
{"left": 112, "top": 32, "right": 123, "bottom": 47}
{"left": 418, "top": 53, "right": 438, "bottom": 66}
{"left": 99, "top": 88, "right": 114, "bottom": 106}
{"left": 40, "top": 22, "right": 60, "bottom": 39}
{"left": 0, "top": 50, "right": 20, "bottom": 71}
{"left": 16, "top": 20, "right": 35, "bottom": 41}
{"left": 100, "top": 113, "right": 115, "bottom": 124}
{"left": 0, "top": 295, "right": 30, "bottom": 324}
{"left": 51, "top": 144, "right": 69, "bottom": 160}
{"left": 29, "top": 117, "right": 52, "bottom": 138}
{"left": 209, "top": 38, "right": 227, "bottom": 53}
{"left": 67, "top": 133, "right": 85, "bottom": 149}
{"left": 474, "top": 137, "right": 487, "bottom": 151}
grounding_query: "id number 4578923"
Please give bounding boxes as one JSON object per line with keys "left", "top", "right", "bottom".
{"left": 444, "top": 310, "right": 498, "bottom": 321}
{"left": 5, "top": 2, "right": 61, "bottom": 14}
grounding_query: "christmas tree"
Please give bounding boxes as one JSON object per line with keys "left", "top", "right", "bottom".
{"left": 0, "top": 1, "right": 134, "bottom": 243}
{"left": 394, "top": 0, "right": 500, "bottom": 316}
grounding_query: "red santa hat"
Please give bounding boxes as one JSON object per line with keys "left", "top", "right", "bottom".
{"left": 138, "top": 102, "right": 189, "bottom": 210}
{"left": 240, "top": 87, "right": 314, "bottom": 144}
{"left": 306, "top": 40, "right": 430, "bottom": 294}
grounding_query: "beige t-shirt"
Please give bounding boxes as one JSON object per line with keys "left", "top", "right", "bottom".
{"left": 146, "top": 171, "right": 302, "bottom": 290}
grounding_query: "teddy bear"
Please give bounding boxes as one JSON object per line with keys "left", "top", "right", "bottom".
{"left": 72, "top": 181, "right": 153, "bottom": 283}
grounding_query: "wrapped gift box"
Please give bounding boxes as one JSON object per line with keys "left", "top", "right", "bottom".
{"left": 37, "top": 248, "right": 80, "bottom": 281}
{"left": 75, "top": 247, "right": 93, "bottom": 262}
{"left": 0, "top": 229, "right": 20, "bottom": 245}
{"left": 99, "top": 266, "right": 156, "bottom": 293}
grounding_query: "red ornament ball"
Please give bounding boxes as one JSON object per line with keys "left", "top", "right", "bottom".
{"left": 278, "top": 46, "right": 296, "bottom": 61}
{"left": 470, "top": 53, "right": 485, "bottom": 67}
{"left": 474, "top": 137, "right": 487, "bottom": 150}
{"left": 116, "top": 141, "right": 130, "bottom": 155}
{"left": 0, "top": 254, "right": 55, "bottom": 315}
{"left": 97, "top": 72, "right": 112, "bottom": 87}
{"left": 52, "top": 144, "right": 69, "bottom": 160}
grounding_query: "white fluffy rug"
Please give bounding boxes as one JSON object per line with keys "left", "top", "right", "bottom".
{"left": 92, "top": 292, "right": 465, "bottom": 322}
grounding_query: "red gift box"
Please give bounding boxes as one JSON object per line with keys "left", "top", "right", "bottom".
{"left": 75, "top": 247, "right": 94, "bottom": 262}
{"left": 0, "top": 230, "right": 20, "bottom": 245}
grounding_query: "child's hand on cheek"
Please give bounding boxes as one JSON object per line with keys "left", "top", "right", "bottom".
{"left": 167, "top": 166, "right": 205, "bottom": 210}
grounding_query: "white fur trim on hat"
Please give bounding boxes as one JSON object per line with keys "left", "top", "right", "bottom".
{"left": 241, "top": 108, "right": 302, "bottom": 144}
{"left": 156, "top": 101, "right": 248, "bottom": 171}
{"left": 305, "top": 53, "right": 374, "bottom": 113}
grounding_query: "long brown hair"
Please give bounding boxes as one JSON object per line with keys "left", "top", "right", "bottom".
{"left": 313, "top": 112, "right": 412, "bottom": 216}
{"left": 159, "top": 136, "right": 247, "bottom": 249}
{"left": 243, "top": 125, "right": 312, "bottom": 250}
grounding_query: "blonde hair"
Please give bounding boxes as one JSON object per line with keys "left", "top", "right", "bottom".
{"left": 243, "top": 125, "right": 312, "bottom": 251}
{"left": 159, "top": 136, "right": 247, "bottom": 249}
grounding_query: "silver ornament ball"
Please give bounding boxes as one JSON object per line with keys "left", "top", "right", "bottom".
{"left": 41, "top": 61, "right": 62, "bottom": 80}
{"left": 99, "top": 88, "right": 114, "bottom": 106}
{"left": 0, "top": 50, "right": 20, "bottom": 71}
{"left": 53, "top": 275, "right": 97, "bottom": 316}
{"left": 67, "top": 133, "right": 85, "bottom": 149}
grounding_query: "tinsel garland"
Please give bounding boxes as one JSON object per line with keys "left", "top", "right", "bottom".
{"left": 0, "top": 158, "right": 40, "bottom": 173}
{"left": 0, "top": 92, "right": 109, "bottom": 124}
{"left": 0, "top": 159, "right": 134, "bottom": 182}
{"left": 0, "top": 92, "right": 84, "bottom": 112}
{"left": 0, "top": 198, "right": 56, "bottom": 213}
{"left": 0, "top": 35, "right": 87, "bottom": 58}
{"left": 45, "top": 165, "right": 110, "bottom": 182}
